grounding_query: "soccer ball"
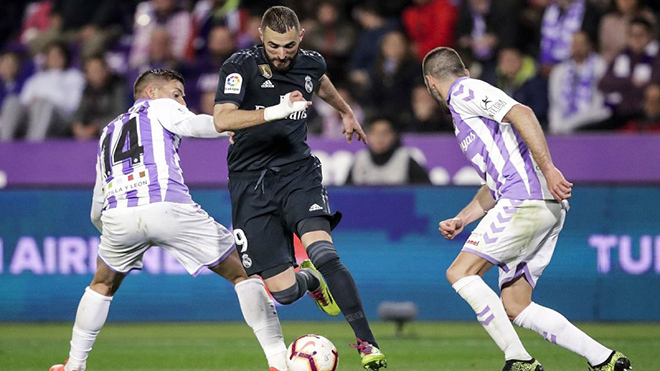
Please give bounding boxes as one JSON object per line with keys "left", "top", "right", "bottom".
{"left": 286, "top": 334, "right": 339, "bottom": 371}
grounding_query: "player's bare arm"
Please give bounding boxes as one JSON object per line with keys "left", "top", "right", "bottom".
{"left": 503, "top": 104, "right": 573, "bottom": 201}
{"left": 316, "top": 74, "right": 367, "bottom": 144}
{"left": 214, "top": 91, "right": 310, "bottom": 132}
{"left": 439, "top": 185, "right": 495, "bottom": 240}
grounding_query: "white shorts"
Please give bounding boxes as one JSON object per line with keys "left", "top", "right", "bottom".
{"left": 462, "top": 199, "right": 567, "bottom": 289}
{"left": 98, "top": 202, "right": 235, "bottom": 276}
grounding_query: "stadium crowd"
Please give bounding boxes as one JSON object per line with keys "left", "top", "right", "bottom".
{"left": 1, "top": 0, "right": 660, "bottom": 142}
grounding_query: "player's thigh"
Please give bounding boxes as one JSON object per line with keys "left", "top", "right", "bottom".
{"left": 263, "top": 266, "right": 297, "bottom": 292}
{"left": 282, "top": 157, "right": 341, "bottom": 235}
{"left": 208, "top": 249, "right": 249, "bottom": 284}
{"left": 98, "top": 206, "right": 153, "bottom": 274}
{"left": 152, "top": 203, "right": 236, "bottom": 276}
{"left": 229, "top": 176, "right": 295, "bottom": 276}
{"left": 446, "top": 251, "right": 495, "bottom": 284}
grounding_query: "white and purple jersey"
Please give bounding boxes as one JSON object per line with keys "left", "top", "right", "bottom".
{"left": 447, "top": 77, "right": 552, "bottom": 201}
{"left": 96, "top": 98, "right": 195, "bottom": 209}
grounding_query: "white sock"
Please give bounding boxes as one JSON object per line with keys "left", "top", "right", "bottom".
{"left": 235, "top": 278, "right": 287, "bottom": 370}
{"left": 513, "top": 302, "right": 612, "bottom": 365}
{"left": 453, "top": 276, "right": 531, "bottom": 361}
{"left": 66, "top": 287, "right": 112, "bottom": 371}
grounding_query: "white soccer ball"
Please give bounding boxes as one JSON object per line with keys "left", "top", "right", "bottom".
{"left": 286, "top": 334, "right": 339, "bottom": 371}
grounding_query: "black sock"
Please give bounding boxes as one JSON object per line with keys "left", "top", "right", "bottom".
{"left": 308, "top": 241, "right": 378, "bottom": 347}
{"left": 271, "top": 271, "right": 316, "bottom": 304}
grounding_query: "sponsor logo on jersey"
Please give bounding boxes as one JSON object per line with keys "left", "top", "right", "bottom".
{"left": 305, "top": 75, "right": 313, "bottom": 93}
{"left": 480, "top": 96, "right": 492, "bottom": 110}
{"left": 309, "top": 203, "right": 323, "bottom": 212}
{"left": 104, "top": 168, "right": 150, "bottom": 197}
{"left": 258, "top": 64, "right": 273, "bottom": 79}
{"left": 260, "top": 80, "right": 275, "bottom": 89}
{"left": 224, "top": 73, "right": 242, "bottom": 94}
{"left": 486, "top": 99, "right": 507, "bottom": 118}
{"left": 460, "top": 132, "right": 476, "bottom": 152}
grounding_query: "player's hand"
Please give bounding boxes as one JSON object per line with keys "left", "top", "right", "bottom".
{"left": 544, "top": 167, "right": 573, "bottom": 201}
{"left": 288, "top": 90, "right": 312, "bottom": 108}
{"left": 227, "top": 131, "right": 235, "bottom": 145}
{"left": 342, "top": 113, "right": 367, "bottom": 144}
{"left": 264, "top": 91, "right": 311, "bottom": 121}
{"left": 439, "top": 217, "right": 464, "bottom": 240}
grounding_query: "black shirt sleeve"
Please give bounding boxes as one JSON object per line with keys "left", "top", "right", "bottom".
{"left": 215, "top": 60, "right": 250, "bottom": 107}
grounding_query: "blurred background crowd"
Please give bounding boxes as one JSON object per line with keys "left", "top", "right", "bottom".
{"left": 1, "top": 0, "right": 660, "bottom": 144}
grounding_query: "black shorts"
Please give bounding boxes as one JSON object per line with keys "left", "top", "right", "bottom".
{"left": 228, "top": 156, "right": 342, "bottom": 275}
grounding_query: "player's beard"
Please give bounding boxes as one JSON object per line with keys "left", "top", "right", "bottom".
{"left": 269, "top": 52, "right": 297, "bottom": 73}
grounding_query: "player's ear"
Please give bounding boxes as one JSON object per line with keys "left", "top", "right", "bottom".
{"left": 258, "top": 27, "right": 264, "bottom": 43}
{"left": 299, "top": 28, "right": 305, "bottom": 41}
{"left": 144, "top": 85, "right": 157, "bottom": 99}
{"left": 464, "top": 68, "right": 470, "bottom": 77}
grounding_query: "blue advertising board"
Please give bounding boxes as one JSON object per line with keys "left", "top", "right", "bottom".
{"left": 1, "top": 186, "right": 659, "bottom": 322}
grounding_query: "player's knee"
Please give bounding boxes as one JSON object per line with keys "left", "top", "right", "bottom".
{"left": 271, "top": 284, "right": 300, "bottom": 305}
{"left": 306, "top": 240, "right": 340, "bottom": 269}
{"left": 446, "top": 265, "right": 466, "bottom": 285}
{"left": 89, "top": 280, "right": 119, "bottom": 297}
{"left": 502, "top": 298, "right": 528, "bottom": 321}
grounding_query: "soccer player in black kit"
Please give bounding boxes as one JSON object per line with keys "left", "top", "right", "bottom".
{"left": 213, "top": 6, "right": 386, "bottom": 371}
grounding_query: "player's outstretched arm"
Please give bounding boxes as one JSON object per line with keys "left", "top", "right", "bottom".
{"left": 439, "top": 185, "right": 494, "bottom": 240}
{"left": 316, "top": 74, "right": 367, "bottom": 144}
{"left": 214, "top": 91, "right": 310, "bottom": 131}
{"left": 503, "top": 104, "right": 573, "bottom": 201}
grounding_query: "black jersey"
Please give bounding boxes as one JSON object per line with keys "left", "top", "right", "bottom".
{"left": 215, "top": 45, "right": 326, "bottom": 171}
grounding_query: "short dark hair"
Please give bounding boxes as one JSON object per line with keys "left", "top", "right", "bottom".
{"left": 261, "top": 6, "right": 300, "bottom": 33}
{"left": 44, "top": 40, "right": 72, "bottom": 69}
{"left": 133, "top": 69, "right": 184, "bottom": 99}
{"left": 422, "top": 47, "right": 467, "bottom": 81}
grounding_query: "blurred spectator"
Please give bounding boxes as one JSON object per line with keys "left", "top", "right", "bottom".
{"left": 408, "top": 85, "right": 453, "bottom": 133}
{"left": 129, "top": 27, "right": 183, "bottom": 88}
{"left": 348, "top": 2, "right": 400, "bottom": 94}
{"left": 456, "top": 0, "right": 519, "bottom": 84}
{"left": 495, "top": 47, "right": 549, "bottom": 127}
{"left": 27, "top": 0, "right": 122, "bottom": 59}
{"left": 345, "top": 116, "right": 431, "bottom": 185}
{"left": 0, "top": 41, "right": 84, "bottom": 141}
{"left": 518, "top": 0, "right": 553, "bottom": 57}
{"left": 0, "top": 50, "right": 27, "bottom": 112}
{"left": 548, "top": 31, "right": 610, "bottom": 134}
{"left": 302, "top": 1, "right": 356, "bottom": 84}
{"left": 187, "top": 25, "right": 236, "bottom": 113}
{"left": 129, "top": 0, "right": 192, "bottom": 68}
{"left": 599, "top": 0, "right": 656, "bottom": 63}
{"left": 621, "top": 84, "right": 660, "bottom": 131}
{"left": 70, "top": 55, "right": 126, "bottom": 140}
{"left": 187, "top": 0, "right": 247, "bottom": 60}
{"left": 236, "top": 12, "right": 262, "bottom": 50}
{"left": 402, "top": 0, "right": 458, "bottom": 61}
{"left": 367, "top": 30, "right": 422, "bottom": 129}
{"left": 308, "top": 83, "right": 365, "bottom": 139}
{"left": 539, "top": 0, "right": 602, "bottom": 76}
{"left": 598, "top": 17, "right": 659, "bottom": 129}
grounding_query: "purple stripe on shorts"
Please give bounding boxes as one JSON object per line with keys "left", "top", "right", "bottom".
{"left": 461, "top": 247, "right": 509, "bottom": 272}
{"left": 499, "top": 262, "right": 535, "bottom": 289}
{"left": 98, "top": 254, "right": 141, "bottom": 275}
{"left": 192, "top": 244, "right": 237, "bottom": 277}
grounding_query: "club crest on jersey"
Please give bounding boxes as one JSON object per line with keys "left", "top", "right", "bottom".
{"left": 305, "top": 75, "right": 313, "bottom": 93}
{"left": 258, "top": 64, "right": 273, "bottom": 79}
{"left": 241, "top": 253, "right": 252, "bottom": 268}
{"left": 224, "top": 73, "right": 242, "bottom": 94}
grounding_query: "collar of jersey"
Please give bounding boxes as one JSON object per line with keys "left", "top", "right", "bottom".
{"left": 446, "top": 76, "right": 470, "bottom": 105}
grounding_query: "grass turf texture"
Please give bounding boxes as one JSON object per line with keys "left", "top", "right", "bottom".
{"left": 2, "top": 322, "right": 659, "bottom": 371}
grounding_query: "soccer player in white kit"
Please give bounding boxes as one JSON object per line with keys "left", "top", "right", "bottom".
{"left": 50, "top": 69, "right": 289, "bottom": 371}
{"left": 422, "top": 48, "right": 631, "bottom": 371}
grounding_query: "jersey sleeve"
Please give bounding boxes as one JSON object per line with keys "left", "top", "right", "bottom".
{"left": 454, "top": 79, "right": 520, "bottom": 123}
{"left": 152, "top": 99, "right": 224, "bottom": 138}
{"left": 303, "top": 49, "right": 327, "bottom": 82}
{"left": 214, "top": 60, "right": 249, "bottom": 106}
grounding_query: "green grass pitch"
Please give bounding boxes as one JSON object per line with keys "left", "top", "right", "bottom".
{"left": 2, "top": 321, "right": 659, "bottom": 370}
